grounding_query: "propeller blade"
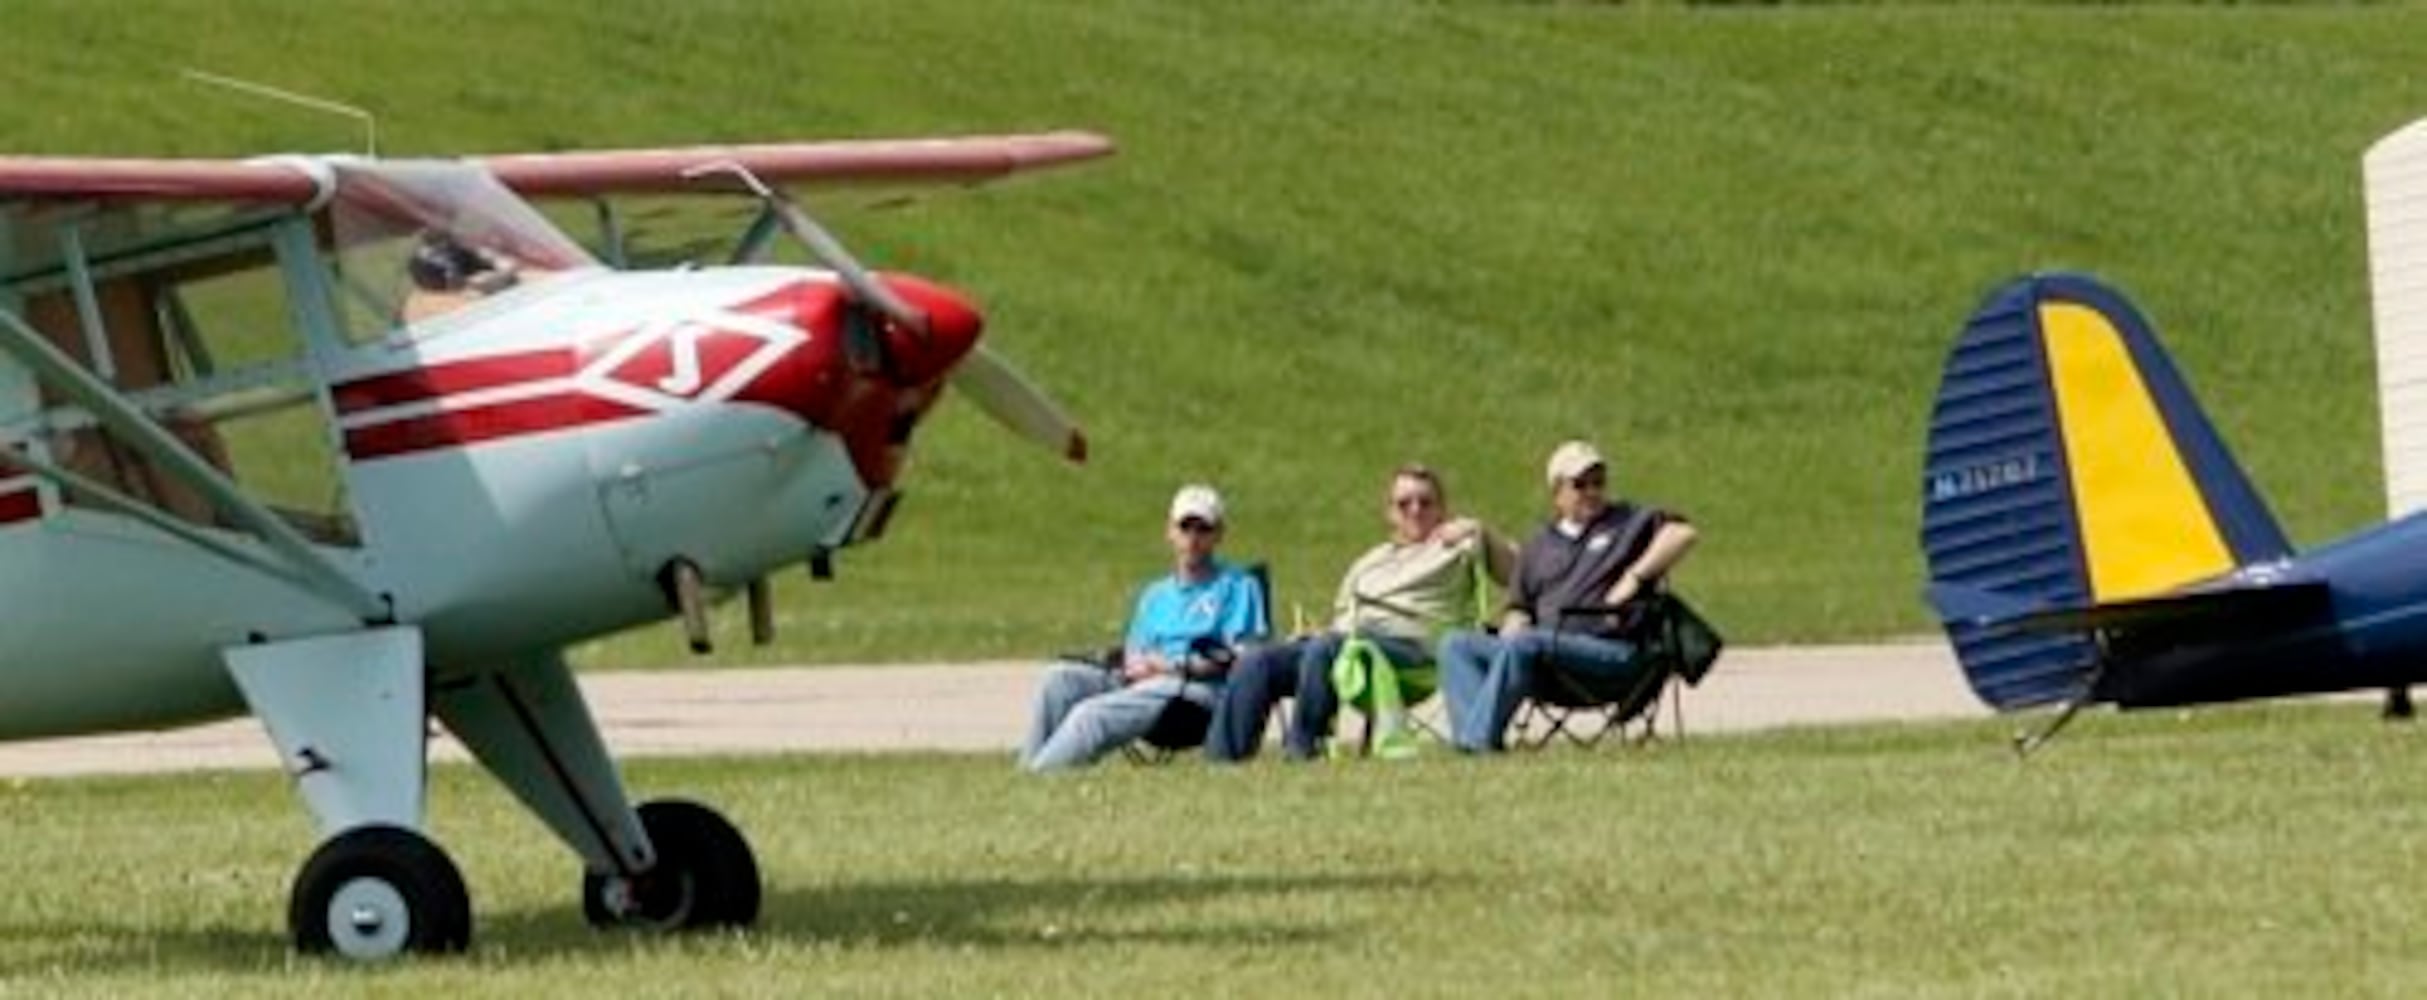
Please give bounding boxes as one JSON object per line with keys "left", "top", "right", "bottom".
{"left": 684, "top": 161, "right": 929, "bottom": 335}
{"left": 952, "top": 344, "right": 1087, "bottom": 464}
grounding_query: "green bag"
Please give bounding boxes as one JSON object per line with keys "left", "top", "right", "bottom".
{"left": 1329, "top": 636, "right": 1425, "bottom": 760}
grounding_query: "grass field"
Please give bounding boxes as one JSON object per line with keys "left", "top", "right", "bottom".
{"left": 4, "top": 703, "right": 2425, "bottom": 995}
{"left": 5, "top": 3, "right": 2424, "bottom": 664}
{"left": 11, "top": 6, "right": 2427, "bottom": 995}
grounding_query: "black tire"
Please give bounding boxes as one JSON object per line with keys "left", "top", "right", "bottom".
{"left": 290, "top": 825, "right": 472, "bottom": 959}
{"left": 581, "top": 799, "right": 760, "bottom": 931}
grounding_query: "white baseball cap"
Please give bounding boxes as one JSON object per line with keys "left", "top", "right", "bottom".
{"left": 1545, "top": 440, "right": 1607, "bottom": 487}
{"left": 1169, "top": 484, "right": 1225, "bottom": 526}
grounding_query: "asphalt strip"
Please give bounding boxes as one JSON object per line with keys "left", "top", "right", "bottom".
{"left": 0, "top": 642, "right": 1986, "bottom": 778}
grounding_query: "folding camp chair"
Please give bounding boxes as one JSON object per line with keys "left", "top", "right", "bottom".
{"left": 1121, "top": 646, "right": 1223, "bottom": 766}
{"left": 1509, "top": 590, "right": 1723, "bottom": 750}
{"left": 1117, "top": 562, "right": 1273, "bottom": 765}
{"left": 1332, "top": 555, "right": 1494, "bottom": 758}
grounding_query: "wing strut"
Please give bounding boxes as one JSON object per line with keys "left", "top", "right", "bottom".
{"left": 0, "top": 441, "right": 308, "bottom": 586}
{"left": 0, "top": 305, "right": 387, "bottom": 620}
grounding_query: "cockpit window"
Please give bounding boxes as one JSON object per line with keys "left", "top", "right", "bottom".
{"left": 324, "top": 161, "right": 601, "bottom": 340}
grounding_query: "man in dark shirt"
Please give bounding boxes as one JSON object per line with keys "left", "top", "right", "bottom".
{"left": 1437, "top": 440, "right": 1699, "bottom": 753}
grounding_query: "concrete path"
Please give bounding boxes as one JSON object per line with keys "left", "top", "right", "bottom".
{"left": 0, "top": 642, "right": 1985, "bottom": 778}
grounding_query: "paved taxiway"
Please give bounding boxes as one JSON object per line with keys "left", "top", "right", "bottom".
{"left": 0, "top": 642, "right": 1986, "bottom": 778}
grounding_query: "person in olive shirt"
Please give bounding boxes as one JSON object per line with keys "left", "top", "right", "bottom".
{"left": 1204, "top": 465, "right": 1512, "bottom": 762}
{"left": 1437, "top": 440, "right": 1698, "bottom": 753}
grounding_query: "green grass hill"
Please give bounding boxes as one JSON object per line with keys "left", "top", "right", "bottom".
{"left": 2, "top": 3, "right": 2422, "bottom": 664}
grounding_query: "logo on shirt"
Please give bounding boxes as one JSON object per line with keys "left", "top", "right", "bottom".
{"left": 1188, "top": 593, "right": 1223, "bottom": 621}
{"left": 1586, "top": 533, "right": 1613, "bottom": 553}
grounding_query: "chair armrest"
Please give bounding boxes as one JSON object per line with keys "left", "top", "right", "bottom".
{"left": 1551, "top": 601, "right": 1650, "bottom": 637}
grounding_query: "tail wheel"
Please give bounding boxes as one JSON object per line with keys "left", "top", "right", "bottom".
{"left": 290, "top": 825, "right": 472, "bottom": 959}
{"left": 582, "top": 799, "right": 760, "bottom": 931}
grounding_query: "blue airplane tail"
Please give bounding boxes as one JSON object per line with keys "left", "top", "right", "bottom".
{"left": 1920, "top": 274, "right": 2293, "bottom": 710}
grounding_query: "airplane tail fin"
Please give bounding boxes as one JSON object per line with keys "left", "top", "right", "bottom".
{"left": 1920, "top": 274, "right": 2293, "bottom": 710}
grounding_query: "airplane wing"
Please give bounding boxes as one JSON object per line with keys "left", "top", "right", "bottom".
{"left": 0, "top": 132, "right": 1114, "bottom": 206}
{"left": 479, "top": 132, "right": 1114, "bottom": 198}
{"left": 0, "top": 158, "right": 318, "bottom": 203}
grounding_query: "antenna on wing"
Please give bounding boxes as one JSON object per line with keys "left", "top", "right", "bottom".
{"left": 181, "top": 69, "right": 378, "bottom": 157}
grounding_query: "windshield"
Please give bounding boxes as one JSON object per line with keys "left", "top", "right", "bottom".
{"left": 325, "top": 161, "right": 600, "bottom": 339}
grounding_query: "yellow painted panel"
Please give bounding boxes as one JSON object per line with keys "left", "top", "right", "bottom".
{"left": 2041, "top": 303, "right": 2233, "bottom": 600}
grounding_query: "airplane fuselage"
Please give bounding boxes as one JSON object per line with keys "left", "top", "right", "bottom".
{"left": 2097, "top": 511, "right": 2427, "bottom": 708}
{"left": 0, "top": 266, "right": 958, "bottom": 739}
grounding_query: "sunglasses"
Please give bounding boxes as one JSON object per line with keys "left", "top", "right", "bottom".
{"left": 1566, "top": 473, "right": 1607, "bottom": 490}
{"left": 1392, "top": 494, "right": 1440, "bottom": 512}
{"left": 1177, "top": 517, "right": 1220, "bottom": 534}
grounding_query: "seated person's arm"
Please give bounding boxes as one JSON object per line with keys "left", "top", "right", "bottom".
{"left": 1476, "top": 526, "right": 1518, "bottom": 586}
{"left": 1603, "top": 519, "right": 1699, "bottom": 606}
{"left": 1170, "top": 570, "right": 1270, "bottom": 679}
{"left": 1435, "top": 517, "right": 1514, "bottom": 583}
{"left": 1501, "top": 544, "right": 1541, "bottom": 634}
{"left": 1118, "top": 587, "right": 1168, "bottom": 682}
{"left": 1119, "top": 647, "right": 1171, "bottom": 682}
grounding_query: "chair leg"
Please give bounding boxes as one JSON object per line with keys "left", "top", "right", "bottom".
{"left": 1667, "top": 677, "right": 1686, "bottom": 743}
{"left": 1626, "top": 679, "right": 1673, "bottom": 747}
{"left": 1510, "top": 701, "right": 1538, "bottom": 749}
{"left": 1543, "top": 708, "right": 1582, "bottom": 747}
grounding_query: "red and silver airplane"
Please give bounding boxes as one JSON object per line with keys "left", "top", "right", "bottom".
{"left": 0, "top": 131, "right": 1109, "bottom": 958}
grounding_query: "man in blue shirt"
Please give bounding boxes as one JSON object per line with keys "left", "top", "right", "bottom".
{"left": 1019, "top": 484, "right": 1269, "bottom": 771}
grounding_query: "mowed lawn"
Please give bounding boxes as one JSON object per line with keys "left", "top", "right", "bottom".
{"left": 7, "top": 704, "right": 2427, "bottom": 996}
{"left": 4, "top": 4, "right": 2425, "bottom": 663}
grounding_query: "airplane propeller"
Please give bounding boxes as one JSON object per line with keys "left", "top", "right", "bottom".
{"left": 953, "top": 346, "right": 1089, "bottom": 463}
{"left": 685, "top": 162, "right": 1087, "bottom": 463}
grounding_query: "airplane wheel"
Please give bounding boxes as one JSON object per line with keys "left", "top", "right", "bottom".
{"left": 581, "top": 799, "right": 761, "bottom": 932}
{"left": 290, "top": 825, "right": 472, "bottom": 959}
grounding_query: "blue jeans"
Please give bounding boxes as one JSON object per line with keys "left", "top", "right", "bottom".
{"left": 1438, "top": 628, "right": 1638, "bottom": 752}
{"left": 1204, "top": 633, "right": 1426, "bottom": 763}
{"left": 1018, "top": 661, "right": 1216, "bottom": 772}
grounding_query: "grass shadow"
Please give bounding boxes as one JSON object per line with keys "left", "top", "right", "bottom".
{"left": 0, "top": 871, "right": 1430, "bottom": 975}
{"left": 485, "top": 870, "right": 1428, "bottom": 954}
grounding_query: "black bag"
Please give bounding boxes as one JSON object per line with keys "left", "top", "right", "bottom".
{"left": 1642, "top": 593, "right": 1724, "bottom": 686}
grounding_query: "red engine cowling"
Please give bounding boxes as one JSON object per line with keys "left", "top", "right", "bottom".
{"left": 730, "top": 274, "right": 984, "bottom": 489}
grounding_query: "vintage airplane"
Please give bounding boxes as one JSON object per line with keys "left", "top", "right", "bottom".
{"left": 0, "top": 130, "right": 1110, "bottom": 958}
{"left": 1919, "top": 114, "right": 2427, "bottom": 752}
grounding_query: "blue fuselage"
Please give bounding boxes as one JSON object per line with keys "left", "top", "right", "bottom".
{"left": 2099, "top": 512, "right": 2427, "bottom": 707}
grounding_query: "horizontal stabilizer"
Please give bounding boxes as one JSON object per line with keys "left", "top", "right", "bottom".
{"left": 1925, "top": 581, "right": 2043, "bottom": 626}
{"left": 1986, "top": 578, "right": 2331, "bottom": 637}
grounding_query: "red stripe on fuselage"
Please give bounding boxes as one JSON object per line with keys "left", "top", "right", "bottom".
{"left": 333, "top": 282, "right": 838, "bottom": 462}
{"left": 332, "top": 349, "right": 576, "bottom": 415}
{"left": 0, "top": 488, "right": 39, "bottom": 524}
{"left": 343, "top": 394, "right": 651, "bottom": 460}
